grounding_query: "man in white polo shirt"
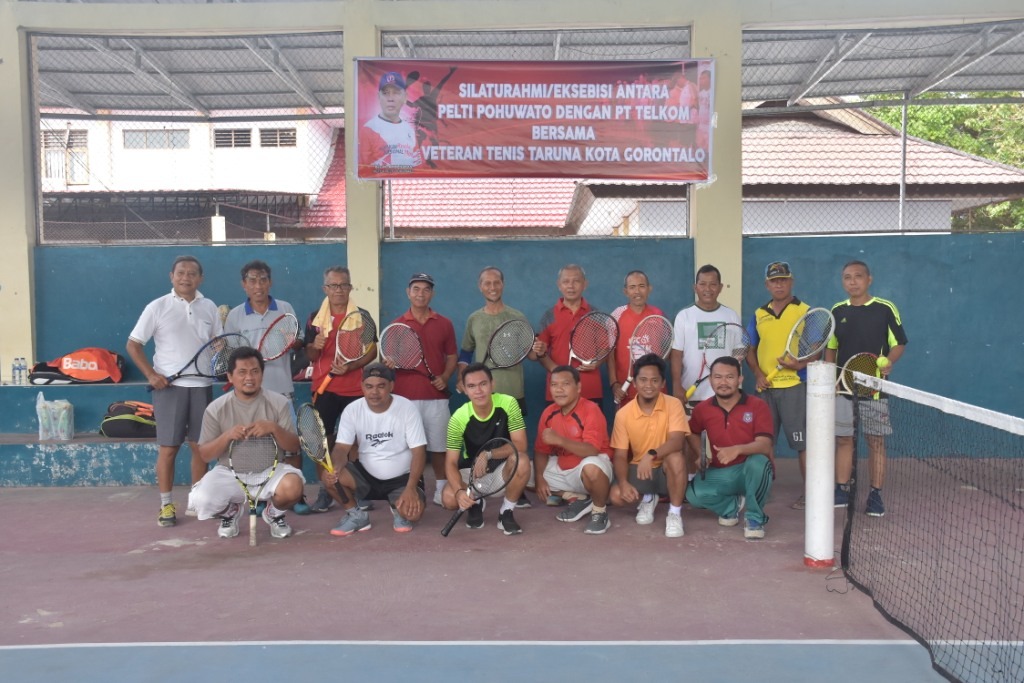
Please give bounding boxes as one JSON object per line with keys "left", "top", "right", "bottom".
{"left": 127, "top": 255, "right": 222, "bottom": 528}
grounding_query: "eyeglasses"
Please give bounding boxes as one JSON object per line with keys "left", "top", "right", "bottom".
{"left": 244, "top": 276, "right": 270, "bottom": 284}
{"left": 324, "top": 283, "right": 353, "bottom": 291}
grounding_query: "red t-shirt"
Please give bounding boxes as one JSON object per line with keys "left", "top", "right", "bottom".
{"left": 534, "top": 398, "right": 610, "bottom": 470}
{"left": 537, "top": 298, "right": 602, "bottom": 401}
{"left": 391, "top": 309, "right": 457, "bottom": 400}
{"left": 307, "top": 310, "right": 372, "bottom": 397}
{"left": 611, "top": 303, "right": 666, "bottom": 404}
{"left": 688, "top": 392, "right": 774, "bottom": 470}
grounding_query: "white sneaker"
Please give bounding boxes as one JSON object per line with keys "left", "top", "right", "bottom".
{"left": 262, "top": 505, "right": 293, "bottom": 539}
{"left": 665, "top": 511, "right": 684, "bottom": 538}
{"left": 217, "top": 503, "right": 242, "bottom": 539}
{"left": 636, "top": 497, "right": 657, "bottom": 525}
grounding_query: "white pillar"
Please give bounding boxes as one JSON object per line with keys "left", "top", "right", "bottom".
{"left": 804, "top": 360, "right": 836, "bottom": 567}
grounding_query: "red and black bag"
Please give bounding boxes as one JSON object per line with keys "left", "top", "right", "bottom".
{"left": 30, "top": 348, "right": 126, "bottom": 385}
{"left": 99, "top": 401, "right": 156, "bottom": 438}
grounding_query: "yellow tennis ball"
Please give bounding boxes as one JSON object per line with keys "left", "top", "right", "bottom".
{"left": 876, "top": 356, "right": 890, "bottom": 369}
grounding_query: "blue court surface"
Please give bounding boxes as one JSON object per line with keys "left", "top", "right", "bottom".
{"left": 2, "top": 640, "right": 946, "bottom": 682}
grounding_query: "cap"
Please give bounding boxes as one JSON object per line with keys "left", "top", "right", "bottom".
{"left": 408, "top": 272, "right": 435, "bottom": 287}
{"left": 362, "top": 362, "right": 395, "bottom": 382}
{"left": 765, "top": 261, "right": 793, "bottom": 279}
{"left": 378, "top": 71, "right": 407, "bottom": 91}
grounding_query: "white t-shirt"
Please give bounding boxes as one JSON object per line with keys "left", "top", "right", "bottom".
{"left": 362, "top": 116, "right": 421, "bottom": 171}
{"left": 671, "top": 303, "right": 740, "bottom": 402}
{"left": 336, "top": 394, "right": 427, "bottom": 481}
{"left": 128, "top": 290, "right": 223, "bottom": 387}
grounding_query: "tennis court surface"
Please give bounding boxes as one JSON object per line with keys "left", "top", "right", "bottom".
{"left": 1, "top": 460, "right": 951, "bottom": 682}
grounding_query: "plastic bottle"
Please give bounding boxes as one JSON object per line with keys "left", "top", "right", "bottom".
{"left": 18, "top": 357, "right": 27, "bottom": 385}
{"left": 11, "top": 358, "right": 19, "bottom": 385}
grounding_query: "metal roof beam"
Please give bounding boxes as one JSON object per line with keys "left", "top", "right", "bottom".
{"left": 239, "top": 37, "right": 325, "bottom": 114}
{"left": 787, "top": 32, "right": 872, "bottom": 106}
{"left": 36, "top": 79, "right": 97, "bottom": 115}
{"left": 82, "top": 37, "right": 210, "bottom": 116}
{"left": 553, "top": 33, "right": 562, "bottom": 60}
{"left": 910, "top": 26, "right": 1024, "bottom": 96}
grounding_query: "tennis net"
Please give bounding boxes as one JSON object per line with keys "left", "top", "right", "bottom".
{"left": 841, "top": 372, "right": 1024, "bottom": 683}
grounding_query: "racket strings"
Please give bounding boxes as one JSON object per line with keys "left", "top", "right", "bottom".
{"left": 380, "top": 327, "right": 423, "bottom": 368}
{"left": 230, "top": 436, "right": 278, "bottom": 484}
{"left": 336, "top": 312, "right": 377, "bottom": 359}
{"left": 571, "top": 314, "right": 618, "bottom": 361}
{"left": 196, "top": 334, "right": 249, "bottom": 376}
{"left": 629, "top": 317, "right": 673, "bottom": 358}
{"left": 794, "top": 311, "right": 835, "bottom": 358}
{"left": 488, "top": 320, "right": 534, "bottom": 367}
{"left": 295, "top": 408, "right": 328, "bottom": 464}
{"left": 707, "top": 324, "right": 750, "bottom": 359}
{"left": 259, "top": 320, "right": 299, "bottom": 360}
{"left": 842, "top": 354, "right": 881, "bottom": 397}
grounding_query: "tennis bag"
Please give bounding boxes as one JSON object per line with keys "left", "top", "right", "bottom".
{"left": 30, "top": 348, "right": 126, "bottom": 385}
{"left": 99, "top": 401, "right": 156, "bottom": 438}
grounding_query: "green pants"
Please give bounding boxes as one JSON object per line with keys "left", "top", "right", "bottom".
{"left": 686, "top": 454, "right": 773, "bottom": 524}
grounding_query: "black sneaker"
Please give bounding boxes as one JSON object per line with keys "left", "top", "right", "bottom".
{"left": 497, "top": 509, "right": 523, "bottom": 535}
{"left": 466, "top": 499, "right": 485, "bottom": 529}
{"left": 515, "top": 493, "right": 532, "bottom": 509}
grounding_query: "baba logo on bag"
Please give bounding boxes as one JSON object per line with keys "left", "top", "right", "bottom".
{"left": 45, "top": 348, "right": 124, "bottom": 383}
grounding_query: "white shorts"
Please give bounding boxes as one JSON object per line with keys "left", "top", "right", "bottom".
{"left": 542, "top": 455, "right": 613, "bottom": 496}
{"left": 414, "top": 399, "right": 450, "bottom": 453}
{"left": 188, "top": 464, "right": 305, "bottom": 520}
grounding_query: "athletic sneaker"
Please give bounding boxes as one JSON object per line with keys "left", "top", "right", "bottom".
{"left": 744, "top": 518, "right": 766, "bottom": 539}
{"left": 218, "top": 503, "right": 242, "bottom": 539}
{"left": 834, "top": 483, "right": 851, "bottom": 508}
{"left": 158, "top": 503, "right": 177, "bottom": 527}
{"left": 262, "top": 506, "right": 292, "bottom": 539}
{"left": 866, "top": 488, "right": 886, "bottom": 517}
{"left": 466, "top": 499, "right": 486, "bottom": 529}
{"left": 310, "top": 486, "right": 335, "bottom": 513}
{"left": 719, "top": 495, "right": 745, "bottom": 526}
{"left": 665, "top": 511, "right": 684, "bottom": 538}
{"left": 516, "top": 493, "right": 532, "bottom": 509}
{"left": 556, "top": 497, "right": 593, "bottom": 523}
{"left": 635, "top": 497, "right": 657, "bottom": 525}
{"left": 791, "top": 495, "right": 806, "bottom": 510}
{"left": 292, "top": 495, "right": 312, "bottom": 515}
{"left": 584, "top": 511, "right": 610, "bottom": 535}
{"left": 330, "top": 508, "right": 371, "bottom": 537}
{"left": 546, "top": 494, "right": 568, "bottom": 507}
{"left": 392, "top": 507, "right": 413, "bottom": 533}
{"left": 497, "top": 509, "right": 523, "bottom": 535}
{"left": 185, "top": 502, "right": 198, "bottom": 517}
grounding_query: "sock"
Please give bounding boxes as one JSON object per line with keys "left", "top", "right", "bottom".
{"left": 161, "top": 492, "right": 172, "bottom": 506}
{"left": 641, "top": 493, "right": 655, "bottom": 504}
{"left": 500, "top": 497, "right": 516, "bottom": 513}
{"left": 591, "top": 505, "right": 607, "bottom": 514}
{"left": 687, "top": 473, "right": 695, "bottom": 481}
{"left": 436, "top": 480, "right": 447, "bottom": 494}
{"left": 669, "top": 504, "right": 682, "bottom": 516}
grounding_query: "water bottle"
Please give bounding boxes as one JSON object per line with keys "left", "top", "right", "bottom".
{"left": 17, "top": 357, "right": 27, "bottom": 385}
{"left": 10, "top": 359, "right": 18, "bottom": 386}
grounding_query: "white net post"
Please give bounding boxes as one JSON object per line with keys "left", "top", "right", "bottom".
{"left": 804, "top": 360, "right": 836, "bottom": 567}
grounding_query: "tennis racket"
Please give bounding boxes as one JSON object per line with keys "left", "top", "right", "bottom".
{"left": 837, "top": 352, "right": 880, "bottom": 398}
{"left": 440, "top": 437, "right": 519, "bottom": 537}
{"left": 315, "top": 309, "right": 377, "bottom": 397}
{"left": 257, "top": 313, "right": 300, "bottom": 362}
{"left": 482, "top": 319, "right": 535, "bottom": 369}
{"left": 147, "top": 332, "right": 249, "bottom": 391}
{"left": 762, "top": 307, "right": 836, "bottom": 387}
{"left": 227, "top": 435, "right": 279, "bottom": 547}
{"left": 617, "top": 314, "right": 674, "bottom": 402}
{"left": 380, "top": 322, "right": 449, "bottom": 394}
{"left": 295, "top": 403, "right": 350, "bottom": 504}
{"left": 568, "top": 311, "right": 619, "bottom": 367}
{"left": 684, "top": 323, "right": 751, "bottom": 400}
{"left": 700, "top": 430, "right": 710, "bottom": 480}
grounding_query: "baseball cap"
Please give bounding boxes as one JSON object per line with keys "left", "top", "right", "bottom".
{"left": 378, "top": 71, "right": 407, "bottom": 91}
{"left": 765, "top": 261, "right": 793, "bottom": 279}
{"left": 408, "top": 272, "right": 435, "bottom": 287}
{"left": 362, "top": 362, "right": 395, "bottom": 382}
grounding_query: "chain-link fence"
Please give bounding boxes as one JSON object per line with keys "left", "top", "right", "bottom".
{"left": 379, "top": 28, "right": 693, "bottom": 240}
{"left": 31, "top": 32, "right": 345, "bottom": 245}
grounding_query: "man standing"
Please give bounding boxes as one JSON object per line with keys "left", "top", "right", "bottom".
{"left": 609, "top": 270, "right": 666, "bottom": 406}
{"left": 359, "top": 71, "right": 422, "bottom": 173}
{"left": 442, "top": 363, "right": 531, "bottom": 535}
{"left": 127, "top": 255, "right": 221, "bottom": 528}
{"left": 609, "top": 354, "right": 689, "bottom": 538}
{"left": 686, "top": 357, "right": 775, "bottom": 539}
{"left": 535, "top": 366, "right": 613, "bottom": 535}
{"left": 825, "top": 260, "right": 908, "bottom": 517}
{"left": 536, "top": 264, "right": 604, "bottom": 404}
{"left": 746, "top": 261, "right": 811, "bottom": 509}
{"left": 189, "top": 347, "right": 304, "bottom": 540}
{"left": 323, "top": 363, "right": 428, "bottom": 536}
{"left": 302, "top": 266, "right": 378, "bottom": 513}
{"left": 390, "top": 272, "right": 457, "bottom": 507}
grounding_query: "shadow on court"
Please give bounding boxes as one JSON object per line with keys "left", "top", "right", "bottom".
{"left": 0, "top": 460, "right": 945, "bottom": 681}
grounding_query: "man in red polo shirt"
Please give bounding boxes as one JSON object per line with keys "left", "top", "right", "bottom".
{"left": 609, "top": 270, "right": 666, "bottom": 406}
{"left": 534, "top": 365, "right": 613, "bottom": 535}
{"left": 536, "top": 264, "right": 605, "bottom": 403}
{"left": 686, "top": 356, "right": 775, "bottom": 539}
{"left": 389, "top": 272, "right": 458, "bottom": 506}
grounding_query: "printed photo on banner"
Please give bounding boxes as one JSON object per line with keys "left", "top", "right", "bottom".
{"left": 355, "top": 59, "right": 715, "bottom": 181}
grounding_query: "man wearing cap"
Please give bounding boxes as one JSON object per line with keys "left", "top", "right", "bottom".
{"left": 387, "top": 273, "right": 458, "bottom": 507}
{"left": 322, "top": 362, "right": 428, "bottom": 535}
{"left": 745, "top": 261, "right": 812, "bottom": 509}
{"left": 359, "top": 70, "right": 422, "bottom": 174}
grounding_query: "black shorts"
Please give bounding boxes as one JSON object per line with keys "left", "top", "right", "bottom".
{"left": 345, "top": 461, "right": 425, "bottom": 506}
{"left": 313, "top": 392, "right": 360, "bottom": 449}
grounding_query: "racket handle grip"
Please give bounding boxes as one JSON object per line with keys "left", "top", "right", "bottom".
{"left": 440, "top": 508, "right": 466, "bottom": 537}
{"left": 332, "top": 481, "right": 350, "bottom": 505}
{"left": 249, "top": 513, "right": 257, "bottom": 547}
{"left": 763, "top": 366, "right": 781, "bottom": 386}
{"left": 684, "top": 384, "right": 697, "bottom": 400}
{"left": 315, "top": 373, "right": 334, "bottom": 397}
{"left": 615, "top": 379, "right": 632, "bottom": 404}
